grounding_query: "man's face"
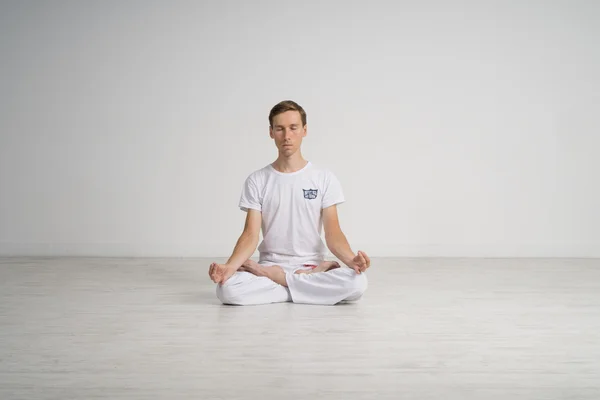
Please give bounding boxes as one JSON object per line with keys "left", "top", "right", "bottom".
{"left": 270, "top": 110, "right": 307, "bottom": 156}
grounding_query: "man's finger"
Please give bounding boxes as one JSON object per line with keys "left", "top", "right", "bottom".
{"left": 357, "top": 252, "right": 368, "bottom": 272}
{"left": 360, "top": 251, "right": 371, "bottom": 268}
{"left": 358, "top": 252, "right": 367, "bottom": 266}
{"left": 353, "top": 265, "right": 361, "bottom": 274}
{"left": 213, "top": 266, "right": 221, "bottom": 281}
{"left": 221, "top": 269, "right": 233, "bottom": 284}
{"left": 359, "top": 251, "right": 369, "bottom": 269}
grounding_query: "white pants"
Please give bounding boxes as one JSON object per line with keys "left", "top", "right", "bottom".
{"left": 216, "top": 264, "right": 368, "bottom": 306}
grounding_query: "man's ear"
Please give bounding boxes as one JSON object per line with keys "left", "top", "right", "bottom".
{"left": 269, "top": 126, "right": 273, "bottom": 139}
{"left": 303, "top": 124, "right": 307, "bottom": 137}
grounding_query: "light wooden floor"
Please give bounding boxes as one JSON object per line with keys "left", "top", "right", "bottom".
{"left": 0, "top": 257, "right": 599, "bottom": 399}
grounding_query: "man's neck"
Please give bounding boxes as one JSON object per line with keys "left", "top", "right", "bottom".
{"left": 271, "top": 154, "right": 308, "bottom": 173}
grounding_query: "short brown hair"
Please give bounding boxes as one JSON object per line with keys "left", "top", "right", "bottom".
{"left": 268, "top": 100, "right": 307, "bottom": 127}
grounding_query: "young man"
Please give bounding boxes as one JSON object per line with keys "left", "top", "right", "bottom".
{"left": 208, "top": 100, "right": 371, "bottom": 305}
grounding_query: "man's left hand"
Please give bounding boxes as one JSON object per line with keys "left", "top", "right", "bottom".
{"left": 348, "top": 250, "right": 370, "bottom": 274}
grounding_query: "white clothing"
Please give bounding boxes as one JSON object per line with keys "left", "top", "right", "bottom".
{"left": 216, "top": 161, "right": 368, "bottom": 306}
{"left": 216, "top": 263, "right": 368, "bottom": 306}
{"left": 238, "top": 161, "right": 345, "bottom": 266}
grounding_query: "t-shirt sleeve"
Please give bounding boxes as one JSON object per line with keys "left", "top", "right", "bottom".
{"left": 239, "top": 175, "right": 262, "bottom": 212}
{"left": 322, "top": 170, "right": 345, "bottom": 209}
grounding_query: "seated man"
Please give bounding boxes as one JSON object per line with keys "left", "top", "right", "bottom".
{"left": 208, "top": 100, "right": 371, "bottom": 305}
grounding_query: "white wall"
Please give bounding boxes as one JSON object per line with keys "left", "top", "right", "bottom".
{"left": 1, "top": 0, "right": 598, "bottom": 258}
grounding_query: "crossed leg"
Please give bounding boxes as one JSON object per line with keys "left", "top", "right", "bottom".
{"left": 239, "top": 259, "right": 341, "bottom": 278}
{"left": 216, "top": 259, "right": 367, "bottom": 306}
{"left": 215, "top": 269, "right": 292, "bottom": 305}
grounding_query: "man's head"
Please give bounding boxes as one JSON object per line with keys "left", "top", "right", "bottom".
{"left": 269, "top": 100, "right": 307, "bottom": 156}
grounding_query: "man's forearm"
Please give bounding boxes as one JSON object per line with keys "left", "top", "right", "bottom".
{"left": 226, "top": 233, "right": 259, "bottom": 269}
{"left": 325, "top": 230, "right": 355, "bottom": 266}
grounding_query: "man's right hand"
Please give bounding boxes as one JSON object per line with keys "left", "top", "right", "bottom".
{"left": 209, "top": 262, "right": 237, "bottom": 284}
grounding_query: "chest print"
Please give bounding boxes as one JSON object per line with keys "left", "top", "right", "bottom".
{"left": 303, "top": 189, "right": 318, "bottom": 200}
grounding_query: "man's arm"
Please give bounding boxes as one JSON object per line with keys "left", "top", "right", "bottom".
{"left": 209, "top": 209, "right": 262, "bottom": 284}
{"left": 322, "top": 205, "right": 354, "bottom": 266}
{"left": 323, "top": 205, "right": 371, "bottom": 273}
{"left": 226, "top": 208, "right": 262, "bottom": 269}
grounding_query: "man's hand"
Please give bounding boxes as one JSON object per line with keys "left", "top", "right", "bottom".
{"left": 209, "top": 262, "right": 237, "bottom": 284}
{"left": 347, "top": 250, "right": 371, "bottom": 274}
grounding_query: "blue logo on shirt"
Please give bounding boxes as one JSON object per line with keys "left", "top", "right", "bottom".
{"left": 303, "top": 189, "right": 318, "bottom": 199}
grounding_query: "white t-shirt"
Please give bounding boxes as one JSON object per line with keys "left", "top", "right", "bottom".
{"left": 238, "top": 161, "right": 345, "bottom": 266}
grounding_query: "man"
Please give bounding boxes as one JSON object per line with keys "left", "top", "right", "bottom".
{"left": 209, "top": 100, "right": 371, "bottom": 305}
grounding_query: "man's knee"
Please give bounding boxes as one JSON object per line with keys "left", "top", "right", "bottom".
{"left": 216, "top": 280, "right": 244, "bottom": 305}
{"left": 350, "top": 271, "right": 368, "bottom": 297}
{"left": 340, "top": 269, "right": 368, "bottom": 302}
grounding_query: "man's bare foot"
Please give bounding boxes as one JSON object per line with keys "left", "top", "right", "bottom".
{"left": 294, "top": 260, "right": 341, "bottom": 274}
{"left": 239, "top": 262, "right": 288, "bottom": 287}
{"left": 240, "top": 259, "right": 261, "bottom": 270}
{"left": 315, "top": 260, "right": 341, "bottom": 273}
{"left": 263, "top": 265, "right": 287, "bottom": 287}
{"left": 238, "top": 260, "right": 269, "bottom": 277}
